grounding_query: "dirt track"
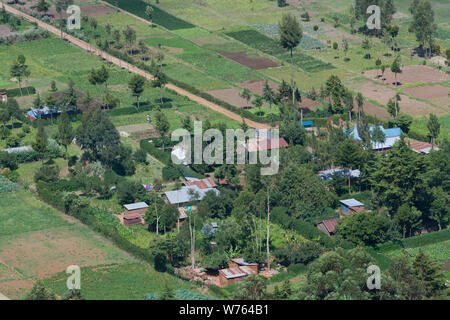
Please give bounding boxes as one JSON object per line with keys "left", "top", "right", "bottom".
{"left": 2, "top": 2, "right": 270, "bottom": 129}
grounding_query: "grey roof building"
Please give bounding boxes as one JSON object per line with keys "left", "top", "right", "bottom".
{"left": 123, "top": 202, "right": 149, "bottom": 211}
{"left": 164, "top": 185, "right": 219, "bottom": 205}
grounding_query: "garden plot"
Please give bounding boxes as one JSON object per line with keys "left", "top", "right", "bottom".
{"left": 402, "top": 85, "right": 450, "bottom": 108}
{"left": 277, "top": 52, "right": 335, "bottom": 73}
{"left": 206, "top": 88, "right": 254, "bottom": 109}
{"left": 236, "top": 79, "right": 279, "bottom": 95}
{"left": 363, "top": 65, "right": 450, "bottom": 86}
{"left": 355, "top": 101, "right": 391, "bottom": 120}
{"left": 218, "top": 51, "right": 278, "bottom": 70}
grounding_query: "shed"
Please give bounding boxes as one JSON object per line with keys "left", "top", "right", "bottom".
{"left": 123, "top": 213, "right": 143, "bottom": 226}
{"left": 340, "top": 199, "right": 365, "bottom": 215}
{"left": 218, "top": 258, "right": 258, "bottom": 287}
{"left": 123, "top": 202, "right": 148, "bottom": 216}
{"left": 317, "top": 218, "right": 339, "bottom": 236}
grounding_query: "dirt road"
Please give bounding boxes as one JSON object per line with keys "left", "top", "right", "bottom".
{"left": 2, "top": 2, "right": 270, "bottom": 129}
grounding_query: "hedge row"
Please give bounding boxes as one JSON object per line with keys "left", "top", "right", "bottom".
{"left": 0, "top": 86, "right": 36, "bottom": 97}
{"left": 140, "top": 139, "right": 172, "bottom": 166}
{"left": 36, "top": 181, "right": 155, "bottom": 264}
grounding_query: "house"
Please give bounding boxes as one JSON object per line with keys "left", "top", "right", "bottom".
{"left": 123, "top": 202, "right": 148, "bottom": 216}
{"left": 317, "top": 218, "right": 339, "bottom": 236}
{"left": 0, "top": 92, "right": 7, "bottom": 103}
{"left": 340, "top": 198, "right": 365, "bottom": 215}
{"left": 346, "top": 126, "right": 403, "bottom": 152}
{"left": 243, "top": 137, "right": 289, "bottom": 153}
{"left": 164, "top": 185, "right": 219, "bottom": 206}
{"left": 318, "top": 168, "right": 360, "bottom": 181}
{"left": 123, "top": 213, "right": 144, "bottom": 226}
{"left": 183, "top": 177, "right": 217, "bottom": 189}
{"left": 26, "top": 106, "right": 75, "bottom": 120}
{"left": 218, "top": 258, "right": 258, "bottom": 287}
{"left": 407, "top": 138, "right": 439, "bottom": 154}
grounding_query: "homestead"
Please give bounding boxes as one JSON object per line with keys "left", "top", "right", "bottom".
{"left": 218, "top": 258, "right": 258, "bottom": 287}
{"left": 26, "top": 106, "right": 75, "bottom": 120}
{"left": 317, "top": 218, "right": 339, "bottom": 236}
{"left": 164, "top": 185, "right": 220, "bottom": 206}
{"left": 123, "top": 202, "right": 149, "bottom": 216}
{"left": 346, "top": 126, "right": 403, "bottom": 152}
{"left": 339, "top": 199, "right": 366, "bottom": 216}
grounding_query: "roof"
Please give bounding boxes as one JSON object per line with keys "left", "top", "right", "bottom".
{"left": 245, "top": 138, "right": 289, "bottom": 153}
{"left": 123, "top": 202, "right": 148, "bottom": 211}
{"left": 408, "top": 139, "right": 439, "bottom": 154}
{"left": 349, "top": 206, "right": 366, "bottom": 213}
{"left": 319, "top": 168, "right": 360, "bottom": 179}
{"left": 346, "top": 126, "right": 403, "bottom": 150}
{"left": 340, "top": 199, "right": 364, "bottom": 207}
{"left": 320, "top": 218, "right": 339, "bottom": 234}
{"left": 164, "top": 185, "right": 219, "bottom": 205}
{"left": 211, "top": 222, "right": 218, "bottom": 228}
{"left": 123, "top": 213, "right": 142, "bottom": 220}
{"left": 219, "top": 266, "right": 257, "bottom": 279}
{"left": 230, "top": 258, "right": 258, "bottom": 266}
{"left": 302, "top": 120, "right": 314, "bottom": 126}
{"left": 1, "top": 146, "right": 33, "bottom": 154}
{"left": 184, "top": 178, "right": 217, "bottom": 189}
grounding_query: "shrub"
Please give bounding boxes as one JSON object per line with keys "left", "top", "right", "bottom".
{"left": 34, "top": 163, "right": 59, "bottom": 183}
{"left": 133, "top": 149, "right": 148, "bottom": 164}
{"left": 154, "top": 252, "right": 167, "bottom": 272}
{"left": 117, "top": 180, "right": 146, "bottom": 204}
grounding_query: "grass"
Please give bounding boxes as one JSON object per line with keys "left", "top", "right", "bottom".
{"left": 276, "top": 52, "right": 335, "bottom": 73}
{"left": 226, "top": 29, "right": 285, "bottom": 55}
{"left": 42, "top": 262, "right": 195, "bottom": 300}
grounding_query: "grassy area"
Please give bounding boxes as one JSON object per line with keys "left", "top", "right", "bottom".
{"left": 42, "top": 262, "right": 194, "bottom": 300}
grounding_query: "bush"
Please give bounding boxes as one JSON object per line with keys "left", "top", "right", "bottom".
{"left": 133, "top": 149, "right": 148, "bottom": 164}
{"left": 154, "top": 252, "right": 167, "bottom": 272}
{"left": 117, "top": 180, "right": 146, "bottom": 204}
{"left": 162, "top": 165, "right": 182, "bottom": 181}
{"left": 140, "top": 139, "right": 171, "bottom": 166}
{"left": 34, "top": 163, "right": 59, "bottom": 183}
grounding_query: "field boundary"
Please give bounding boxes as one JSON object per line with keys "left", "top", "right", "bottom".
{"left": 1, "top": 2, "right": 270, "bottom": 129}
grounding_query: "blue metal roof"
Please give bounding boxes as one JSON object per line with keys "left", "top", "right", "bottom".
{"left": 302, "top": 120, "right": 314, "bottom": 126}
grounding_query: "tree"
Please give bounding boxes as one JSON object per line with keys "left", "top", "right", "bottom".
{"left": 75, "top": 107, "right": 120, "bottom": 158}
{"left": 278, "top": 13, "right": 302, "bottom": 105}
{"left": 10, "top": 55, "right": 30, "bottom": 96}
{"left": 412, "top": 250, "right": 446, "bottom": 298}
{"left": 262, "top": 81, "right": 276, "bottom": 122}
{"left": 355, "top": 92, "right": 364, "bottom": 121}
{"left": 387, "top": 98, "right": 399, "bottom": 118}
{"left": 410, "top": 0, "right": 437, "bottom": 59}
{"left": 25, "top": 280, "right": 56, "bottom": 300}
{"left": 145, "top": 5, "right": 154, "bottom": 28}
{"left": 252, "top": 95, "right": 263, "bottom": 114}
{"left": 128, "top": 75, "right": 145, "bottom": 110}
{"left": 117, "top": 180, "right": 146, "bottom": 204}
{"left": 55, "top": 0, "right": 74, "bottom": 38}
{"left": 32, "top": 120, "right": 48, "bottom": 159}
{"left": 232, "top": 275, "right": 267, "bottom": 300}
{"left": 239, "top": 88, "right": 252, "bottom": 108}
{"left": 62, "top": 289, "right": 85, "bottom": 300}
{"left": 391, "top": 57, "right": 401, "bottom": 86}
{"left": 394, "top": 204, "right": 422, "bottom": 238}
{"left": 393, "top": 113, "right": 412, "bottom": 133}
{"left": 375, "top": 58, "right": 382, "bottom": 77}
{"left": 122, "top": 25, "right": 137, "bottom": 52}
{"left": 427, "top": 113, "right": 440, "bottom": 147}
{"left": 96, "top": 65, "right": 110, "bottom": 106}
{"left": 342, "top": 38, "right": 349, "bottom": 57}
{"left": 154, "top": 110, "right": 170, "bottom": 150}
{"left": 429, "top": 187, "right": 449, "bottom": 231}
{"left": 335, "top": 139, "right": 363, "bottom": 193}
{"left": 57, "top": 106, "right": 74, "bottom": 159}
{"left": 152, "top": 69, "right": 168, "bottom": 104}
{"left": 36, "top": 0, "right": 49, "bottom": 13}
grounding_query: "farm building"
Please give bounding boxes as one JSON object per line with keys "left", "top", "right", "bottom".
{"left": 218, "top": 258, "right": 258, "bottom": 287}
{"left": 345, "top": 126, "right": 403, "bottom": 152}
{"left": 26, "top": 106, "right": 75, "bottom": 120}
{"left": 340, "top": 199, "right": 365, "bottom": 216}
{"left": 123, "top": 202, "right": 148, "bottom": 216}
{"left": 0, "top": 92, "right": 7, "bottom": 103}
{"left": 243, "top": 137, "right": 289, "bottom": 153}
{"left": 183, "top": 177, "right": 217, "bottom": 189}
{"left": 407, "top": 139, "right": 440, "bottom": 154}
{"left": 122, "top": 213, "right": 144, "bottom": 227}
{"left": 164, "top": 185, "right": 219, "bottom": 205}
{"left": 316, "top": 218, "right": 339, "bottom": 236}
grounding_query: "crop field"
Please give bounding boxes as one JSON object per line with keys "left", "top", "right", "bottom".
{"left": 277, "top": 52, "right": 335, "bottom": 73}
{"left": 0, "top": 190, "right": 135, "bottom": 299}
{"left": 226, "top": 29, "right": 285, "bottom": 55}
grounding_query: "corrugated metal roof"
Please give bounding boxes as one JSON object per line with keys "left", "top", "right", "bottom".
{"left": 321, "top": 218, "right": 339, "bottom": 234}
{"left": 123, "top": 202, "right": 148, "bottom": 210}
{"left": 123, "top": 213, "right": 142, "bottom": 220}
{"left": 1, "top": 146, "right": 33, "bottom": 153}
{"left": 184, "top": 178, "right": 217, "bottom": 189}
{"left": 340, "top": 199, "right": 364, "bottom": 207}
{"left": 164, "top": 185, "right": 219, "bottom": 204}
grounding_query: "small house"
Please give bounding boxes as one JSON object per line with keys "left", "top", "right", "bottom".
{"left": 123, "top": 202, "right": 148, "bottom": 216}
{"left": 345, "top": 126, "right": 403, "bottom": 152}
{"left": 218, "top": 258, "right": 258, "bottom": 287}
{"left": 0, "top": 92, "right": 7, "bottom": 103}
{"left": 407, "top": 139, "right": 439, "bottom": 154}
{"left": 184, "top": 177, "right": 217, "bottom": 189}
{"left": 123, "top": 213, "right": 143, "bottom": 227}
{"left": 317, "top": 218, "right": 339, "bottom": 236}
{"left": 340, "top": 199, "right": 365, "bottom": 215}
{"left": 164, "top": 185, "right": 219, "bottom": 206}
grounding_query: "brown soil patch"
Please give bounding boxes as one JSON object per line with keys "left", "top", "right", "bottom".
{"left": 355, "top": 101, "right": 391, "bottom": 120}
{"left": 218, "top": 51, "right": 277, "bottom": 70}
{"left": 397, "top": 95, "right": 448, "bottom": 116}
{"left": 0, "top": 25, "right": 14, "bottom": 36}
{"left": 236, "top": 79, "right": 279, "bottom": 95}
{"left": 299, "top": 96, "right": 322, "bottom": 110}
{"left": 81, "top": 5, "right": 115, "bottom": 17}
{"left": 0, "top": 279, "right": 33, "bottom": 300}
{"left": 363, "top": 65, "right": 450, "bottom": 86}
{"left": 402, "top": 85, "right": 449, "bottom": 100}
{"left": 192, "top": 36, "right": 226, "bottom": 47}
{"left": 206, "top": 88, "right": 254, "bottom": 109}
{"left": 166, "top": 46, "right": 184, "bottom": 54}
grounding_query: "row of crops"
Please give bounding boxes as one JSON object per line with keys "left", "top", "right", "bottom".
{"left": 0, "top": 175, "right": 20, "bottom": 193}
{"left": 226, "top": 29, "right": 334, "bottom": 73}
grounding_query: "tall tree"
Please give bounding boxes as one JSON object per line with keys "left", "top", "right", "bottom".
{"left": 410, "top": 0, "right": 437, "bottom": 58}
{"left": 335, "top": 139, "right": 363, "bottom": 193}
{"left": 154, "top": 110, "right": 170, "bottom": 150}
{"left": 426, "top": 113, "right": 440, "bottom": 147}
{"left": 128, "top": 75, "right": 145, "bottom": 110}
{"left": 239, "top": 88, "right": 252, "bottom": 108}
{"left": 152, "top": 69, "right": 168, "bottom": 104}
{"left": 278, "top": 13, "right": 302, "bottom": 105}
{"left": 10, "top": 55, "right": 30, "bottom": 96}
{"left": 57, "top": 106, "right": 74, "bottom": 159}
{"left": 32, "top": 120, "right": 48, "bottom": 160}
{"left": 391, "top": 57, "right": 401, "bottom": 86}
{"left": 356, "top": 92, "right": 364, "bottom": 121}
